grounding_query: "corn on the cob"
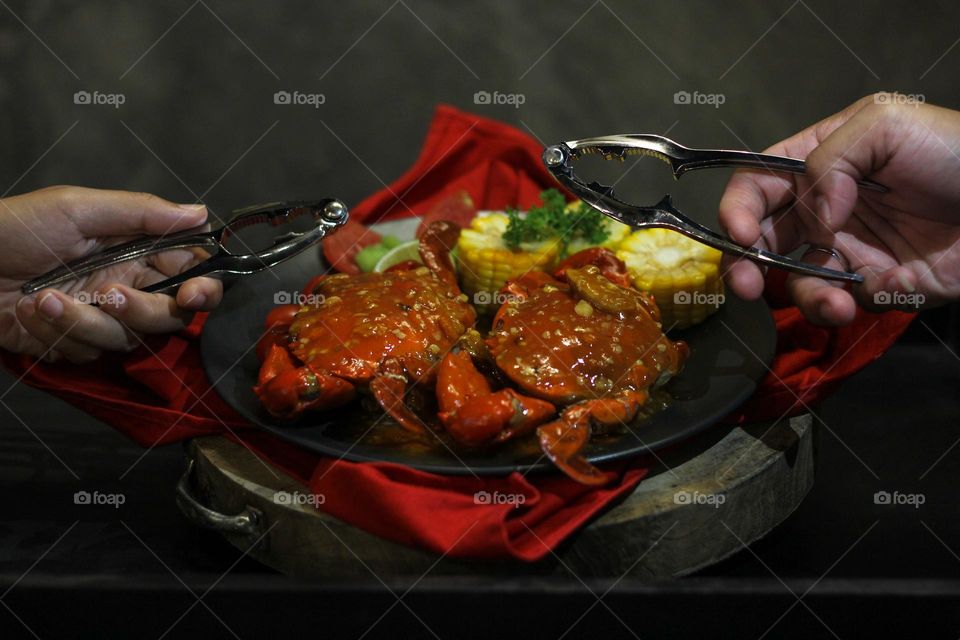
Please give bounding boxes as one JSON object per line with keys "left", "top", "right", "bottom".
{"left": 616, "top": 228, "right": 724, "bottom": 329}
{"left": 565, "top": 201, "right": 632, "bottom": 255}
{"left": 457, "top": 213, "right": 559, "bottom": 313}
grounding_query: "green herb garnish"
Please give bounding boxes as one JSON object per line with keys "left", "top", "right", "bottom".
{"left": 502, "top": 189, "right": 610, "bottom": 257}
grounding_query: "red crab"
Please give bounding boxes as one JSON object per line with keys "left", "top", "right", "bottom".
{"left": 436, "top": 248, "right": 689, "bottom": 485}
{"left": 255, "top": 221, "right": 476, "bottom": 433}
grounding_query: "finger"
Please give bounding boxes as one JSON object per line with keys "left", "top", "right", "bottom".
{"left": 786, "top": 274, "right": 858, "bottom": 326}
{"left": 784, "top": 249, "right": 859, "bottom": 325}
{"left": 150, "top": 246, "right": 212, "bottom": 278}
{"left": 175, "top": 277, "right": 223, "bottom": 311}
{"left": 15, "top": 296, "right": 105, "bottom": 363}
{"left": 854, "top": 265, "right": 926, "bottom": 312}
{"left": 21, "top": 288, "right": 138, "bottom": 352}
{"left": 41, "top": 349, "right": 63, "bottom": 364}
{"left": 3, "top": 304, "right": 54, "bottom": 357}
{"left": 717, "top": 127, "right": 824, "bottom": 247}
{"left": 803, "top": 98, "right": 903, "bottom": 232}
{"left": 721, "top": 256, "right": 767, "bottom": 300}
{"left": 56, "top": 187, "right": 207, "bottom": 237}
{"left": 718, "top": 170, "right": 796, "bottom": 246}
{"left": 757, "top": 205, "right": 807, "bottom": 256}
{"left": 137, "top": 246, "right": 222, "bottom": 311}
{"left": 45, "top": 339, "right": 102, "bottom": 364}
{"left": 95, "top": 283, "right": 193, "bottom": 334}
{"left": 717, "top": 95, "right": 880, "bottom": 246}
{"left": 719, "top": 203, "right": 805, "bottom": 300}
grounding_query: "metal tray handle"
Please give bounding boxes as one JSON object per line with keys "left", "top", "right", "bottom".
{"left": 175, "top": 458, "right": 264, "bottom": 538}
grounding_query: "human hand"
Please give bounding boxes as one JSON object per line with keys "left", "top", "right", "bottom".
{"left": 718, "top": 93, "right": 960, "bottom": 325}
{"left": 0, "top": 186, "right": 223, "bottom": 363}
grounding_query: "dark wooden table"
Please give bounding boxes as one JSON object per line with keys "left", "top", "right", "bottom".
{"left": 2, "top": 340, "right": 959, "bottom": 639}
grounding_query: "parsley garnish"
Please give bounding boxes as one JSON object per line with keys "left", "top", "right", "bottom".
{"left": 502, "top": 189, "right": 610, "bottom": 257}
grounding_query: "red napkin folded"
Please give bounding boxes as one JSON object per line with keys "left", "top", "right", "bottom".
{"left": 1, "top": 105, "right": 914, "bottom": 561}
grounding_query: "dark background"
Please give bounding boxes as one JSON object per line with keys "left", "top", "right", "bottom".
{"left": 1, "top": 1, "right": 960, "bottom": 638}
{"left": 1, "top": 1, "right": 957, "bottom": 219}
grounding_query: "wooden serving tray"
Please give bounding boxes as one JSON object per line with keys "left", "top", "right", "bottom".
{"left": 177, "top": 415, "right": 813, "bottom": 578}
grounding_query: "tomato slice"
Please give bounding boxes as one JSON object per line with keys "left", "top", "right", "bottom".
{"left": 416, "top": 190, "right": 476, "bottom": 237}
{"left": 322, "top": 219, "right": 382, "bottom": 275}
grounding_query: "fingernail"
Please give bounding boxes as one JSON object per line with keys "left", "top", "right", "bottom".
{"left": 37, "top": 293, "right": 63, "bottom": 320}
{"left": 896, "top": 272, "right": 916, "bottom": 293}
{"left": 178, "top": 203, "right": 206, "bottom": 213}
{"left": 183, "top": 291, "right": 206, "bottom": 308}
{"left": 16, "top": 295, "right": 35, "bottom": 316}
{"left": 815, "top": 196, "right": 831, "bottom": 226}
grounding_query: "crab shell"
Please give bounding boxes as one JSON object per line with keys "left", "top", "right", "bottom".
{"left": 255, "top": 220, "right": 476, "bottom": 430}
{"left": 487, "top": 263, "right": 689, "bottom": 407}
{"left": 434, "top": 249, "right": 691, "bottom": 486}
{"left": 288, "top": 267, "right": 474, "bottom": 384}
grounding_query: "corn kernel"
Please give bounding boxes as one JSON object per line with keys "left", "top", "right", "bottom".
{"left": 617, "top": 229, "right": 724, "bottom": 329}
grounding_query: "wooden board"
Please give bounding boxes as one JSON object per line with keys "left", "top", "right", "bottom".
{"left": 179, "top": 415, "right": 812, "bottom": 578}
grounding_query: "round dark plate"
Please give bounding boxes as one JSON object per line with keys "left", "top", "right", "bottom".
{"left": 201, "top": 243, "right": 776, "bottom": 476}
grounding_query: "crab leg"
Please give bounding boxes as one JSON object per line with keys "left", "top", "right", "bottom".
{"left": 370, "top": 357, "right": 427, "bottom": 435}
{"left": 437, "top": 351, "right": 554, "bottom": 446}
{"left": 418, "top": 220, "right": 461, "bottom": 290}
{"left": 537, "top": 390, "right": 649, "bottom": 486}
{"left": 255, "top": 344, "right": 356, "bottom": 419}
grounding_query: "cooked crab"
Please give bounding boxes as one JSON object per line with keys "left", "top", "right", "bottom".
{"left": 254, "top": 221, "right": 475, "bottom": 433}
{"left": 436, "top": 248, "right": 689, "bottom": 484}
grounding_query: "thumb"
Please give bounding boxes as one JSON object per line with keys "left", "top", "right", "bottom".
{"left": 803, "top": 99, "right": 901, "bottom": 233}
{"left": 62, "top": 187, "right": 207, "bottom": 237}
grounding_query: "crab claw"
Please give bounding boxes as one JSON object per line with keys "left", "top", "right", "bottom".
{"left": 537, "top": 390, "right": 649, "bottom": 486}
{"left": 255, "top": 344, "right": 355, "bottom": 419}
{"left": 370, "top": 357, "right": 427, "bottom": 435}
{"left": 554, "top": 247, "right": 632, "bottom": 289}
{"left": 437, "top": 351, "right": 554, "bottom": 446}
{"left": 256, "top": 304, "right": 300, "bottom": 362}
{"left": 537, "top": 419, "right": 600, "bottom": 484}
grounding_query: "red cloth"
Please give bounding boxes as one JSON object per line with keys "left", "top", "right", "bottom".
{"left": 1, "top": 105, "right": 914, "bottom": 561}
{"left": 723, "top": 268, "right": 914, "bottom": 424}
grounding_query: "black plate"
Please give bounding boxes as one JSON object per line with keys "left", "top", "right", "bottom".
{"left": 201, "top": 245, "right": 775, "bottom": 476}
